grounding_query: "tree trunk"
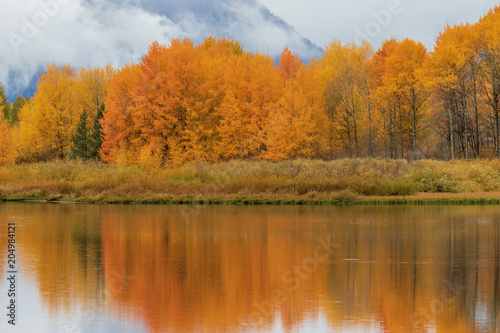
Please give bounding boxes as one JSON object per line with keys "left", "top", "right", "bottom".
{"left": 448, "top": 96, "right": 455, "bottom": 160}
{"left": 412, "top": 90, "right": 417, "bottom": 160}
{"left": 473, "top": 72, "right": 480, "bottom": 158}
{"left": 494, "top": 79, "right": 500, "bottom": 159}
{"left": 398, "top": 103, "right": 404, "bottom": 159}
{"left": 368, "top": 101, "right": 373, "bottom": 157}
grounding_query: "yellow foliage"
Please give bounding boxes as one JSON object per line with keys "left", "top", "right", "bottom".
{"left": 0, "top": 115, "right": 17, "bottom": 165}
{"left": 264, "top": 80, "right": 322, "bottom": 161}
{"left": 76, "top": 65, "right": 115, "bottom": 124}
{"left": 138, "top": 146, "right": 164, "bottom": 168}
{"left": 16, "top": 63, "right": 114, "bottom": 162}
{"left": 320, "top": 40, "right": 373, "bottom": 157}
{"left": 15, "top": 100, "right": 48, "bottom": 161}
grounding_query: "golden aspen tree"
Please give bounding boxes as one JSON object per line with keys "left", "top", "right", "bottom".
{"left": 0, "top": 115, "right": 17, "bottom": 165}
{"left": 369, "top": 39, "right": 428, "bottom": 159}
{"left": 76, "top": 65, "right": 115, "bottom": 123}
{"left": 368, "top": 39, "right": 404, "bottom": 159}
{"left": 16, "top": 63, "right": 79, "bottom": 160}
{"left": 427, "top": 23, "right": 482, "bottom": 159}
{"left": 296, "top": 60, "right": 330, "bottom": 158}
{"left": 215, "top": 93, "right": 249, "bottom": 160}
{"left": 383, "top": 39, "right": 429, "bottom": 159}
{"left": 265, "top": 80, "right": 319, "bottom": 161}
{"left": 476, "top": 5, "right": 500, "bottom": 158}
{"left": 240, "top": 53, "right": 282, "bottom": 158}
{"left": 15, "top": 100, "right": 42, "bottom": 161}
{"left": 321, "top": 41, "right": 373, "bottom": 158}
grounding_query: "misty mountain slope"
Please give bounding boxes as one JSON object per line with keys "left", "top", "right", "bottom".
{"left": 3, "top": 0, "right": 322, "bottom": 101}
{"left": 138, "top": 0, "right": 323, "bottom": 59}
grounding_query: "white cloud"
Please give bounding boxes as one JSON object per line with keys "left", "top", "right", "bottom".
{"left": 0, "top": 0, "right": 324, "bottom": 98}
{"left": 219, "top": 1, "right": 321, "bottom": 59}
{"left": 1, "top": 0, "right": 498, "bottom": 99}
{"left": 258, "top": 0, "right": 499, "bottom": 49}
{"left": 0, "top": 0, "right": 180, "bottom": 96}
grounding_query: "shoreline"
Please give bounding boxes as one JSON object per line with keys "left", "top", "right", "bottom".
{"left": 2, "top": 159, "right": 500, "bottom": 206}
{"left": 2, "top": 192, "right": 500, "bottom": 206}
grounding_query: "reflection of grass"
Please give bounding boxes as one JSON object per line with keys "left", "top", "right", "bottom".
{"left": 1, "top": 158, "right": 500, "bottom": 205}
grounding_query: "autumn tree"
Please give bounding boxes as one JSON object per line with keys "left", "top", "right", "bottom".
{"left": 264, "top": 80, "right": 320, "bottom": 161}
{"left": 0, "top": 115, "right": 17, "bottom": 165}
{"left": 15, "top": 64, "right": 114, "bottom": 162}
{"left": 321, "top": 41, "right": 373, "bottom": 158}
{"left": 477, "top": 5, "right": 500, "bottom": 158}
{"left": 100, "top": 64, "right": 141, "bottom": 164}
{"left": 427, "top": 23, "right": 482, "bottom": 159}
{"left": 277, "top": 47, "right": 303, "bottom": 80}
{"left": 77, "top": 65, "right": 115, "bottom": 124}
{"left": 368, "top": 39, "right": 401, "bottom": 158}
{"left": 102, "top": 37, "right": 282, "bottom": 165}
{"left": 371, "top": 39, "right": 429, "bottom": 159}
{"left": 16, "top": 63, "right": 80, "bottom": 160}
{"left": 18, "top": 8, "right": 500, "bottom": 164}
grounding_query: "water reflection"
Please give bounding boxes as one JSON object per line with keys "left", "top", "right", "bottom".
{"left": 0, "top": 204, "right": 499, "bottom": 332}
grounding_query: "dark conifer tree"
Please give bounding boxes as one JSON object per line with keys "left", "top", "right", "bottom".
{"left": 71, "top": 109, "right": 89, "bottom": 160}
{"left": 89, "top": 104, "right": 105, "bottom": 160}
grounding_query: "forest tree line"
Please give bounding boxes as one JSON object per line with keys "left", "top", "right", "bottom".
{"left": 2, "top": 5, "right": 500, "bottom": 166}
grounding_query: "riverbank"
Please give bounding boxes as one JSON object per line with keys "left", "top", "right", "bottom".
{"left": 1, "top": 159, "right": 500, "bottom": 205}
{"left": 5, "top": 193, "right": 500, "bottom": 205}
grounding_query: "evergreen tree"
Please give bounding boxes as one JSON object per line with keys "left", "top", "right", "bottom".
{"left": 71, "top": 109, "right": 90, "bottom": 160}
{"left": 10, "top": 96, "right": 28, "bottom": 125}
{"left": 89, "top": 104, "right": 104, "bottom": 160}
{"left": 0, "top": 83, "right": 10, "bottom": 121}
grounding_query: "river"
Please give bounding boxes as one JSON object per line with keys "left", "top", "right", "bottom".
{"left": 0, "top": 203, "right": 498, "bottom": 332}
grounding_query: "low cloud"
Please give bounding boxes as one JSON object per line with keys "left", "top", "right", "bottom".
{"left": 220, "top": 1, "right": 322, "bottom": 59}
{"left": 1, "top": 0, "right": 179, "bottom": 98}
{"left": 0, "top": 0, "right": 322, "bottom": 99}
{"left": 259, "top": 0, "right": 499, "bottom": 50}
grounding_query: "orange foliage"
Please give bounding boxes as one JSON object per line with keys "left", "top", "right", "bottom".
{"left": 12, "top": 205, "right": 500, "bottom": 332}
{"left": 102, "top": 37, "right": 282, "bottom": 165}
{"left": 100, "top": 64, "right": 141, "bottom": 164}
{"left": 277, "top": 47, "right": 303, "bottom": 80}
{"left": 265, "top": 80, "right": 322, "bottom": 161}
{"left": 12, "top": 4, "right": 500, "bottom": 164}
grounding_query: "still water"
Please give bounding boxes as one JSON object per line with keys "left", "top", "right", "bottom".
{"left": 0, "top": 203, "right": 498, "bottom": 332}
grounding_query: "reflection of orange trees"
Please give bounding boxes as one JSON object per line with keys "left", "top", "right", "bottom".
{"left": 101, "top": 206, "right": 500, "bottom": 332}
{"left": 12, "top": 204, "right": 103, "bottom": 313}
{"left": 101, "top": 207, "right": 333, "bottom": 332}
{"left": 321, "top": 207, "right": 500, "bottom": 332}
{"left": 5, "top": 204, "right": 500, "bottom": 332}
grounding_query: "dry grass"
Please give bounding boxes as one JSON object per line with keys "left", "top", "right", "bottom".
{"left": 0, "top": 158, "right": 500, "bottom": 204}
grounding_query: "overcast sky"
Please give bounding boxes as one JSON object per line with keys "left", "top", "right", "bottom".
{"left": 258, "top": 0, "right": 498, "bottom": 49}
{"left": 0, "top": 0, "right": 498, "bottom": 99}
